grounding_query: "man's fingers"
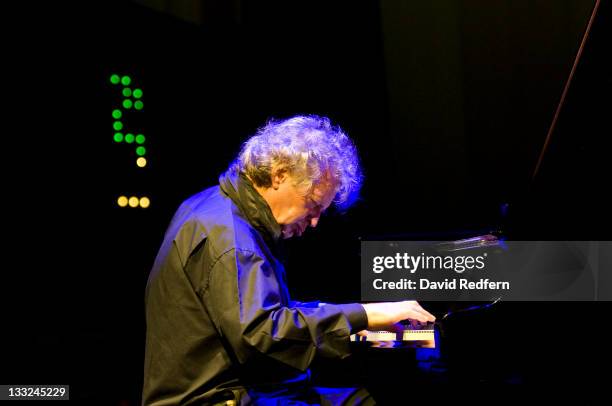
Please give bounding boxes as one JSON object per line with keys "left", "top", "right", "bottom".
{"left": 409, "top": 319, "right": 421, "bottom": 328}
{"left": 408, "top": 301, "right": 436, "bottom": 322}
{"left": 388, "top": 322, "right": 404, "bottom": 333}
{"left": 414, "top": 307, "right": 436, "bottom": 322}
{"left": 400, "top": 301, "right": 436, "bottom": 323}
{"left": 410, "top": 311, "right": 430, "bottom": 323}
{"left": 363, "top": 301, "right": 435, "bottom": 330}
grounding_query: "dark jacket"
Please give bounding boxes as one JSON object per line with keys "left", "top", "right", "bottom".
{"left": 143, "top": 169, "right": 368, "bottom": 405}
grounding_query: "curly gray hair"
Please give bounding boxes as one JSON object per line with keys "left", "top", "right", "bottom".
{"left": 233, "top": 115, "right": 362, "bottom": 208}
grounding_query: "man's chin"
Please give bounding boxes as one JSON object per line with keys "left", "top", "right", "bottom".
{"left": 281, "top": 226, "right": 302, "bottom": 239}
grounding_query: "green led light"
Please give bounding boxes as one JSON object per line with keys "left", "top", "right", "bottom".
{"left": 133, "top": 88, "right": 143, "bottom": 99}
{"left": 136, "top": 146, "right": 146, "bottom": 156}
{"left": 112, "top": 109, "right": 122, "bottom": 119}
{"left": 110, "top": 74, "right": 120, "bottom": 84}
{"left": 125, "top": 133, "right": 135, "bottom": 144}
{"left": 113, "top": 121, "right": 123, "bottom": 131}
{"left": 135, "top": 134, "right": 146, "bottom": 144}
{"left": 113, "top": 132, "right": 124, "bottom": 142}
{"left": 134, "top": 100, "right": 143, "bottom": 110}
{"left": 122, "top": 88, "right": 132, "bottom": 97}
{"left": 123, "top": 99, "right": 133, "bottom": 109}
{"left": 121, "top": 75, "right": 131, "bottom": 86}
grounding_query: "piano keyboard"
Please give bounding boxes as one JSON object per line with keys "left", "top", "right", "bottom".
{"left": 350, "top": 323, "right": 436, "bottom": 348}
{"left": 352, "top": 329, "right": 435, "bottom": 342}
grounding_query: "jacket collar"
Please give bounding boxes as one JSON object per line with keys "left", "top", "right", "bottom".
{"left": 219, "top": 168, "right": 282, "bottom": 243}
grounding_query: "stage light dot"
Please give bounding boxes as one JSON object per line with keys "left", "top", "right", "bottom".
{"left": 133, "top": 88, "right": 143, "bottom": 98}
{"left": 121, "top": 75, "right": 131, "bottom": 86}
{"left": 123, "top": 99, "right": 133, "bottom": 109}
{"left": 122, "top": 88, "right": 132, "bottom": 97}
{"left": 139, "top": 197, "right": 150, "bottom": 208}
{"left": 135, "top": 134, "right": 145, "bottom": 144}
{"left": 125, "top": 133, "right": 135, "bottom": 144}
{"left": 110, "top": 74, "right": 120, "bottom": 84}
{"left": 136, "top": 157, "right": 147, "bottom": 167}
{"left": 134, "top": 100, "right": 143, "bottom": 110}
{"left": 113, "top": 132, "right": 124, "bottom": 142}
{"left": 113, "top": 121, "right": 123, "bottom": 131}
{"left": 128, "top": 196, "right": 139, "bottom": 208}
{"left": 117, "top": 196, "right": 128, "bottom": 207}
{"left": 112, "top": 109, "right": 122, "bottom": 119}
{"left": 136, "top": 146, "right": 146, "bottom": 156}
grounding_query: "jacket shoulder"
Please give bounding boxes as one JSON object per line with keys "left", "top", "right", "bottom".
{"left": 168, "top": 186, "right": 264, "bottom": 266}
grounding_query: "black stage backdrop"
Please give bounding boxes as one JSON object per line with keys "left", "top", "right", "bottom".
{"left": 3, "top": 0, "right": 611, "bottom": 401}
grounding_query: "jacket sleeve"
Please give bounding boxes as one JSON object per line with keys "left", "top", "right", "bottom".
{"left": 205, "top": 248, "right": 368, "bottom": 371}
{"left": 289, "top": 300, "right": 322, "bottom": 308}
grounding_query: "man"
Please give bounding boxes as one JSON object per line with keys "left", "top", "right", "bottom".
{"left": 143, "top": 115, "right": 435, "bottom": 405}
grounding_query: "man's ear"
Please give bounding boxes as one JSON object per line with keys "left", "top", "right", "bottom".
{"left": 271, "top": 169, "right": 288, "bottom": 190}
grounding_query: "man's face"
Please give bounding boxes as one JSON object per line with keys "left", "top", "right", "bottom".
{"left": 274, "top": 176, "right": 336, "bottom": 239}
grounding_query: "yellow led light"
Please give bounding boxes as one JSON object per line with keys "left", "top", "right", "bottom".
{"left": 139, "top": 197, "right": 151, "bottom": 208}
{"left": 136, "top": 157, "right": 147, "bottom": 167}
{"left": 128, "top": 196, "right": 139, "bottom": 208}
{"left": 117, "top": 196, "right": 128, "bottom": 207}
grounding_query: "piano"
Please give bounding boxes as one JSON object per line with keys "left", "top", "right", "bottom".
{"left": 311, "top": 0, "right": 610, "bottom": 394}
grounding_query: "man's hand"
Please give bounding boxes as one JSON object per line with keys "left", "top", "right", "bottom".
{"left": 361, "top": 301, "right": 435, "bottom": 331}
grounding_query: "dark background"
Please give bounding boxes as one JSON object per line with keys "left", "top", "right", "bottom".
{"left": 3, "top": 0, "right": 611, "bottom": 402}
